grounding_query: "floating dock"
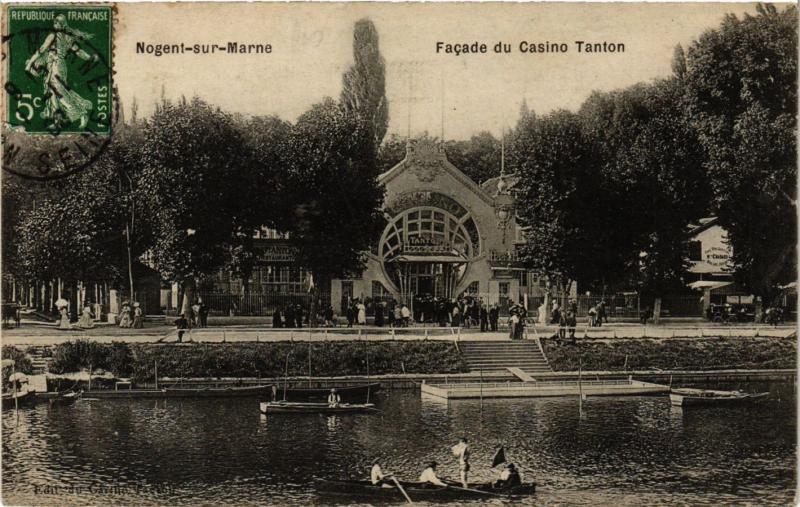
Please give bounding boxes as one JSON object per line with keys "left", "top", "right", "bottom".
{"left": 420, "top": 379, "right": 669, "bottom": 400}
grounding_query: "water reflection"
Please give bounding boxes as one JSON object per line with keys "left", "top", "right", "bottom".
{"left": 2, "top": 381, "right": 795, "bottom": 506}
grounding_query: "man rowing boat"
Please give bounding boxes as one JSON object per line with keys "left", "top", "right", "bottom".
{"left": 370, "top": 460, "right": 392, "bottom": 487}
{"left": 327, "top": 388, "right": 341, "bottom": 407}
{"left": 419, "top": 461, "right": 448, "bottom": 487}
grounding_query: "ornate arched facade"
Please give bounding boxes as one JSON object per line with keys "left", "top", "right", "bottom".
{"left": 331, "top": 139, "right": 532, "bottom": 318}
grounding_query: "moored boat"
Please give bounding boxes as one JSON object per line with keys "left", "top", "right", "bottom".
{"left": 316, "top": 479, "right": 536, "bottom": 501}
{"left": 670, "top": 388, "right": 770, "bottom": 407}
{"left": 164, "top": 385, "right": 273, "bottom": 398}
{"left": 82, "top": 384, "right": 273, "bottom": 399}
{"left": 1, "top": 389, "right": 33, "bottom": 409}
{"left": 48, "top": 390, "right": 81, "bottom": 406}
{"left": 260, "top": 401, "right": 376, "bottom": 414}
{"left": 276, "top": 383, "right": 381, "bottom": 402}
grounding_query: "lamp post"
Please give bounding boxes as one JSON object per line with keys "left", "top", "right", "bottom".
{"left": 495, "top": 200, "right": 514, "bottom": 244}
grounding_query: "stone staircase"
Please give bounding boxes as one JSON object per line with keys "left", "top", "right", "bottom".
{"left": 459, "top": 340, "right": 552, "bottom": 374}
{"left": 26, "top": 346, "right": 52, "bottom": 374}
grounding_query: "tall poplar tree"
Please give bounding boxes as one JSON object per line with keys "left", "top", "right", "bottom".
{"left": 340, "top": 18, "right": 389, "bottom": 148}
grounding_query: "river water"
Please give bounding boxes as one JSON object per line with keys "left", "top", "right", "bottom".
{"left": 2, "top": 381, "right": 795, "bottom": 506}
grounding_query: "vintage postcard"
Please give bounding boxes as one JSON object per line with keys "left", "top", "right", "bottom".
{"left": 1, "top": 2, "right": 796, "bottom": 506}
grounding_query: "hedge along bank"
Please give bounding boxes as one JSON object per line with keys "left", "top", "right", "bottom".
{"left": 39, "top": 340, "right": 469, "bottom": 382}
{"left": 542, "top": 336, "right": 796, "bottom": 372}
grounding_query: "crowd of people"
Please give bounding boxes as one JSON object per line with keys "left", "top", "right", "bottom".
{"left": 257, "top": 295, "right": 533, "bottom": 333}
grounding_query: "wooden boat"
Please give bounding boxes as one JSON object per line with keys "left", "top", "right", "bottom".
{"left": 277, "top": 383, "right": 381, "bottom": 402}
{"left": 48, "top": 390, "right": 81, "bottom": 406}
{"left": 260, "top": 401, "right": 376, "bottom": 414}
{"left": 82, "top": 384, "right": 273, "bottom": 399}
{"left": 163, "top": 385, "right": 273, "bottom": 398}
{"left": 316, "top": 479, "right": 536, "bottom": 501}
{"left": 1, "top": 389, "right": 33, "bottom": 409}
{"left": 670, "top": 388, "right": 770, "bottom": 407}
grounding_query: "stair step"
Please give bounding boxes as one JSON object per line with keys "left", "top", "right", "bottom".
{"left": 463, "top": 356, "right": 545, "bottom": 360}
{"left": 462, "top": 353, "right": 543, "bottom": 359}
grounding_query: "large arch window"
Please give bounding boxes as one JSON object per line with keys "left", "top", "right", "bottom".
{"left": 379, "top": 206, "right": 480, "bottom": 263}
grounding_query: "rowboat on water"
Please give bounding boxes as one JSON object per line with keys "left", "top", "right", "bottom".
{"left": 260, "top": 401, "right": 376, "bottom": 414}
{"left": 670, "top": 388, "right": 770, "bottom": 407}
{"left": 276, "top": 383, "right": 381, "bottom": 402}
{"left": 1, "top": 389, "right": 33, "bottom": 409}
{"left": 316, "top": 479, "right": 536, "bottom": 501}
{"left": 82, "top": 385, "right": 273, "bottom": 399}
{"left": 48, "top": 390, "right": 81, "bottom": 406}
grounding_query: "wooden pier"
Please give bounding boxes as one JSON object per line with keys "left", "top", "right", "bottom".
{"left": 420, "top": 378, "right": 670, "bottom": 400}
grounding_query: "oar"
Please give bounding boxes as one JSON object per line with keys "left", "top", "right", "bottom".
{"left": 447, "top": 485, "right": 506, "bottom": 497}
{"left": 390, "top": 476, "right": 413, "bottom": 504}
{"left": 442, "top": 479, "right": 506, "bottom": 498}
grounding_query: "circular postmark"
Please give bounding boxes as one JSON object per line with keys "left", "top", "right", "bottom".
{"left": 2, "top": 8, "right": 116, "bottom": 181}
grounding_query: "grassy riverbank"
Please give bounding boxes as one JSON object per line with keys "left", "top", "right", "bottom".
{"left": 29, "top": 340, "right": 468, "bottom": 382}
{"left": 542, "top": 336, "right": 796, "bottom": 371}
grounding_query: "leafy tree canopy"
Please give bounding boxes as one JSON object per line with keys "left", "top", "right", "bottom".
{"left": 683, "top": 4, "right": 797, "bottom": 299}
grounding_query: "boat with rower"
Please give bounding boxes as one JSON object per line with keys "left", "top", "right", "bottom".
{"left": 276, "top": 382, "right": 381, "bottom": 402}
{"left": 670, "top": 388, "right": 770, "bottom": 407}
{"left": 316, "top": 479, "right": 536, "bottom": 502}
{"left": 260, "top": 401, "right": 376, "bottom": 414}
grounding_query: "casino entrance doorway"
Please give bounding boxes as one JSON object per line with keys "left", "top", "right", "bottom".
{"left": 379, "top": 204, "right": 479, "bottom": 307}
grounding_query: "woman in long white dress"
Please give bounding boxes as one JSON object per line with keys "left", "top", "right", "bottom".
{"left": 357, "top": 301, "right": 367, "bottom": 325}
{"left": 77, "top": 305, "right": 94, "bottom": 329}
{"left": 118, "top": 303, "right": 132, "bottom": 328}
{"left": 58, "top": 306, "right": 71, "bottom": 330}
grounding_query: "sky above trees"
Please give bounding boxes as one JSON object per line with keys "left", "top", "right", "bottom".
{"left": 115, "top": 2, "right": 757, "bottom": 141}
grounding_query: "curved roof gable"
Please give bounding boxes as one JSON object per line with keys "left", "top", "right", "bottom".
{"left": 378, "top": 139, "right": 495, "bottom": 207}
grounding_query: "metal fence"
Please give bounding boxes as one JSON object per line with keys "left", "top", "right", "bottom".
{"left": 521, "top": 293, "right": 704, "bottom": 320}
{"left": 178, "top": 292, "right": 332, "bottom": 317}
{"left": 172, "top": 291, "right": 706, "bottom": 319}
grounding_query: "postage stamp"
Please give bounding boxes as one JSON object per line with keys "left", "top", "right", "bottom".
{"left": 5, "top": 5, "right": 113, "bottom": 135}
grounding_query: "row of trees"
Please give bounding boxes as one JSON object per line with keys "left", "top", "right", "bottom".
{"left": 4, "top": 7, "right": 796, "bottom": 322}
{"left": 511, "top": 5, "right": 796, "bottom": 312}
{"left": 4, "top": 18, "right": 389, "bottom": 323}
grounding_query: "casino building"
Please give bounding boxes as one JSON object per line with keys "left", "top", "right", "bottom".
{"left": 204, "top": 138, "right": 543, "bottom": 316}
{"left": 331, "top": 138, "right": 532, "bottom": 311}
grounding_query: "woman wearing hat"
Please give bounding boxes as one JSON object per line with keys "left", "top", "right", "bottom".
{"left": 57, "top": 303, "right": 72, "bottom": 330}
{"left": 118, "top": 302, "right": 132, "bottom": 328}
{"left": 77, "top": 304, "right": 95, "bottom": 329}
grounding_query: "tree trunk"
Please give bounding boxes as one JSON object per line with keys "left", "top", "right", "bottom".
{"left": 69, "top": 280, "right": 79, "bottom": 322}
{"left": 43, "top": 282, "right": 51, "bottom": 315}
{"left": 309, "top": 284, "right": 319, "bottom": 328}
{"left": 653, "top": 297, "right": 662, "bottom": 325}
{"left": 242, "top": 278, "right": 251, "bottom": 316}
{"left": 542, "top": 291, "right": 551, "bottom": 325}
{"left": 181, "top": 278, "right": 196, "bottom": 327}
{"left": 754, "top": 298, "right": 763, "bottom": 323}
{"left": 33, "top": 280, "right": 41, "bottom": 311}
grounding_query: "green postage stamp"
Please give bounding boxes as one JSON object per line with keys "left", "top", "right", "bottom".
{"left": 5, "top": 5, "right": 112, "bottom": 134}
